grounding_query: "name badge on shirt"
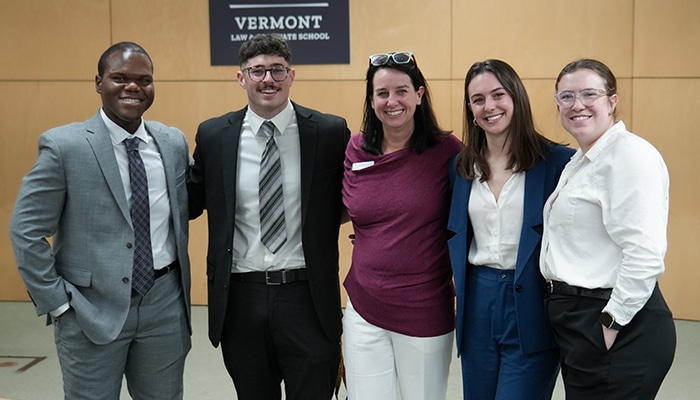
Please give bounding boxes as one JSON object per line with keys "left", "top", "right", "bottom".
{"left": 352, "top": 161, "right": 375, "bottom": 171}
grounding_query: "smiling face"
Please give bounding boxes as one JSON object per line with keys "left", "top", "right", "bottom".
{"left": 370, "top": 67, "right": 424, "bottom": 136}
{"left": 556, "top": 69, "right": 618, "bottom": 152}
{"left": 237, "top": 54, "right": 295, "bottom": 119}
{"left": 95, "top": 50, "right": 154, "bottom": 134}
{"left": 467, "top": 71, "right": 514, "bottom": 139}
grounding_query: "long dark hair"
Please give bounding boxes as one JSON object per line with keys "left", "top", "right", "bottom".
{"left": 456, "top": 59, "right": 557, "bottom": 181}
{"left": 361, "top": 54, "right": 449, "bottom": 155}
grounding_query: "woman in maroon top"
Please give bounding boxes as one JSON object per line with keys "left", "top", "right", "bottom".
{"left": 342, "top": 51, "right": 462, "bottom": 400}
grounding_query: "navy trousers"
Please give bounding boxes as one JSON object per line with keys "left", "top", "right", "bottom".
{"left": 461, "top": 267, "right": 560, "bottom": 400}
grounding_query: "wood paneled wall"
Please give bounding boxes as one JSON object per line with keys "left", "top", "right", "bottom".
{"left": 2, "top": 0, "right": 698, "bottom": 320}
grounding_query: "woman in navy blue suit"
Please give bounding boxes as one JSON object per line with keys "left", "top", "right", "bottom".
{"left": 447, "top": 59, "right": 574, "bottom": 400}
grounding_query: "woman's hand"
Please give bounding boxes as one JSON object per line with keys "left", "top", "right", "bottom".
{"left": 602, "top": 325, "right": 619, "bottom": 350}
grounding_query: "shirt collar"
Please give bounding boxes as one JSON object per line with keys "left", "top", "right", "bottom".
{"left": 583, "top": 120, "right": 626, "bottom": 162}
{"left": 247, "top": 100, "right": 294, "bottom": 137}
{"left": 100, "top": 108, "right": 149, "bottom": 145}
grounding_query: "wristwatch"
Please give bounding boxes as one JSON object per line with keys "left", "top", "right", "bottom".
{"left": 600, "top": 311, "right": 623, "bottom": 330}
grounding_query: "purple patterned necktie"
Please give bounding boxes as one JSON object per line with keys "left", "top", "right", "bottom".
{"left": 258, "top": 121, "right": 287, "bottom": 253}
{"left": 124, "top": 137, "right": 154, "bottom": 295}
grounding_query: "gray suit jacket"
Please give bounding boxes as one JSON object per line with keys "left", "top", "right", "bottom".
{"left": 10, "top": 111, "right": 191, "bottom": 345}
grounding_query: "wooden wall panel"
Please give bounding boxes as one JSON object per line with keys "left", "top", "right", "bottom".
{"left": 110, "top": 0, "right": 232, "bottom": 81}
{"left": 0, "top": 0, "right": 110, "bottom": 80}
{"left": 348, "top": 0, "right": 453, "bottom": 79}
{"left": 146, "top": 81, "right": 245, "bottom": 141}
{"left": 282, "top": 80, "right": 365, "bottom": 133}
{"left": 451, "top": 0, "right": 634, "bottom": 80}
{"left": 632, "top": 79, "right": 700, "bottom": 320}
{"left": 634, "top": 0, "right": 700, "bottom": 77}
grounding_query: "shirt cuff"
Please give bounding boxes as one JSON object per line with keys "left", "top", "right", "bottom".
{"left": 50, "top": 302, "right": 70, "bottom": 318}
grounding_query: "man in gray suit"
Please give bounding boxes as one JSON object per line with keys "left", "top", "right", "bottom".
{"left": 9, "top": 42, "right": 191, "bottom": 400}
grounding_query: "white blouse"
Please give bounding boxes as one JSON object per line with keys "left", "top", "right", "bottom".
{"left": 468, "top": 170, "right": 525, "bottom": 270}
{"left": 540, "top": 121, "right": 669, "bottom": 325}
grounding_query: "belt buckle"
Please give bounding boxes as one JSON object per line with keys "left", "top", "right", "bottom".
{"left": 546, "top": 280, "right": 554, "bottom": 294}
{"left": 265, "top": 270, "right": 286, "bottom": 286}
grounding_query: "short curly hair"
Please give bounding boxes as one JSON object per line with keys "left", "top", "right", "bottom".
{"left": 238, "top": 34, "right": 292, "bottom": 67}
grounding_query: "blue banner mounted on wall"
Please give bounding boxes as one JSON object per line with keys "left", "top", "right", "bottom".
{"left": 209, "top": 0, "right": 350, "bottom": 66}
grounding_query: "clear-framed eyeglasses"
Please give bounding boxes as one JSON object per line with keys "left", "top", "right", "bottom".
{"left": 554, "top": 89, "right": 609, "bottom": 108}
{"left": 243, "top": 65, "right": 291, "bottom": 82}
{"left": 369, "top": 51, "right": 415, "bottom": 67}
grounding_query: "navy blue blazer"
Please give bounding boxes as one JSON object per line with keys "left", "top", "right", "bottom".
{"left": 447, "top": 144, "right": 575, "bottom": 355}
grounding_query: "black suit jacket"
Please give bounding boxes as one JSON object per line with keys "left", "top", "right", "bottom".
{"left": 188, "top": 102, "right": 350, "bottom": 346}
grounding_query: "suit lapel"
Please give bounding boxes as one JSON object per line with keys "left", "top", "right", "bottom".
{"left": 294, "top": 103, "right": 317, "bottom": 227}
{"left": 515, "top": 160, "right": 546, "bottom": 278}
{"left": 84, "top": 112, "right": 131, "bottom": 225}
{"left": 222, "top": 111, "right": 244, "bottom": 225}
{"left": 448, "top": 176, "right": 472, "bottom": 237}
{"left": 147, "top": 122, "right": 180, "bottom": 234}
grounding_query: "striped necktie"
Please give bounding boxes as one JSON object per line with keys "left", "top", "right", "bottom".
{"left": 124, "top": 137, "right": 154, "bottom": 295}
{"left": 259, "top": 121, "right": 287, "bottom": 253}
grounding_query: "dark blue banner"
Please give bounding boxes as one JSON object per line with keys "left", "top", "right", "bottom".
{"left": 209, "top": 0, "right": 350, "bottom": 65}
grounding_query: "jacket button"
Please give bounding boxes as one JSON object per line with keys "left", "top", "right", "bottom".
{"left": 515, "top": 285, "right": 523, "bottom": 292}
{"left": 126, "top": 242, "right": 133, "bottom": 249}
{"left": 122, "top": 277, "right": 129, "bottom": 284}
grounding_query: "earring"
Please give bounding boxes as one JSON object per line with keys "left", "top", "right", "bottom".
{"left": 473, "top": 118, "right": 479, "bottom": 127}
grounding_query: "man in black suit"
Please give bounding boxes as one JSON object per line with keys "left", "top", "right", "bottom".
{"left": 187, "top": 34, "right": 350, "bottom": 400}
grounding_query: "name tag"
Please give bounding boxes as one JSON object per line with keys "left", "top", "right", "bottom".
{"left": 352, "top": 161, "right": 375, "bottom": 171}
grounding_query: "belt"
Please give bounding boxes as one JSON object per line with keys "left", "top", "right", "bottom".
{"left": 155, "top": 260, "right": 179, "bottom": 280}
{"left": 546, "top": 280, "right": 612, "bottom": 300}
{"left": 230, "top": 268, "right": 308, "bottom": 285}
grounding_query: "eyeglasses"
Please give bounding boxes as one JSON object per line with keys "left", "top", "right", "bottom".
{"left": 243, "top": 65, "right": 291, "bottom": 82}
{"left": 369, "top": 51, "right": 415, "bottom": 66}
{"left": 554, "top": 89, "right": 608, "bottom": 108}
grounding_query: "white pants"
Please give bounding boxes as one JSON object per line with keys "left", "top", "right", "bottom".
{"left": 342, "top": 298, "right": 454, "bottom": 400}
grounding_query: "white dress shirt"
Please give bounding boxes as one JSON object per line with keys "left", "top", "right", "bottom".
{"left": 231, "top": 101, "right": 305, "bottom": 272}
{"left": 468, "top": 170, "right": 525, "bottom": 270}
{"left": 540, "top": 121, "right": 669, "bottom": 326}
{"left": 101, "top": 108, "right": 177, "bottom": 270}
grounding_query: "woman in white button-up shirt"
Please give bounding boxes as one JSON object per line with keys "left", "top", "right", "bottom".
{"left": 541, "top": 58, "right": 676, "bottom": 400}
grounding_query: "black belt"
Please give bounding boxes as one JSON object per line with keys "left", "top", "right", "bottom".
{"left": 230, "top": 268, "right": 308, "bottom": 285}
{"left": 155, "top": 260, "right": 179, "bottom": 280}
{"left": 546, "top": 280, "right": 612, "bottom": 300}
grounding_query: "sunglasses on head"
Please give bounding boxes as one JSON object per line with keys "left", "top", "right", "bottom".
{"left": 369, "top": 51, "right": 415, "bottom": 66}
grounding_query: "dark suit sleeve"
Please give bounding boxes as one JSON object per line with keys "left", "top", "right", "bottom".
{"left": 187, "top": 122, "right": 209, "bottom": 220}
{"left": 296, "top": 109, "right": 350, "bottom": 343}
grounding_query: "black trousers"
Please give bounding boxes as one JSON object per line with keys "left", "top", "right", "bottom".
{"left": 220, "top": 279, "right": 340, "bottom": 400}
{"left": 545, "top": 284, "right": 676, "bottom": 400}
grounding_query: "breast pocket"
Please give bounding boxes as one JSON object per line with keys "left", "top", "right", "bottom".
{"left": 547, "top": 189, "right": 577, "bottom": 226}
